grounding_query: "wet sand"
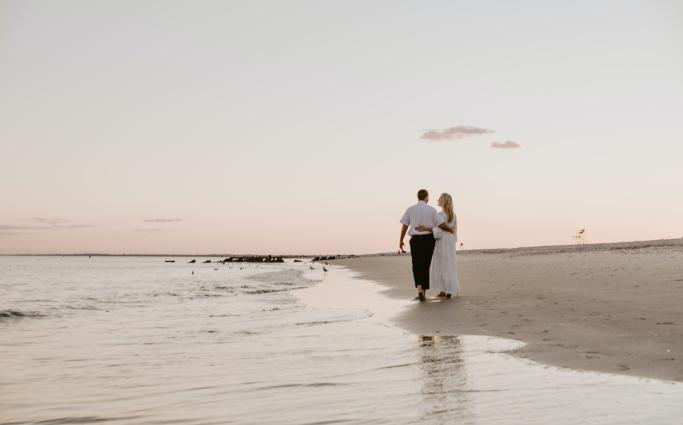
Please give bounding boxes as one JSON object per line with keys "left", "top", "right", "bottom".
{"left": 331, "top": 239, "right": 683, "bottom": 382}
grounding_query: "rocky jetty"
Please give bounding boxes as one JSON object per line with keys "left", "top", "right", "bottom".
{"left": 221, "top": 255, "right": 284, "bottom": 263}
{"left": 312, "top": 255, "right": 357, "bottom": 262}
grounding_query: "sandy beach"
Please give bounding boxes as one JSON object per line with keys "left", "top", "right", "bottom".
{"left": 331, "top": 238, "right": 683, "bottom": 382}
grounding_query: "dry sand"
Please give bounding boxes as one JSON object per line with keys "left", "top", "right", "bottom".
{"left": 331, "top": 239, "right": 683, "bottom": 382}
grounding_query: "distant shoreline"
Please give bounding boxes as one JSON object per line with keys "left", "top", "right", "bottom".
{"left": 2, "top": 237, "right": 680, "bottom": 258}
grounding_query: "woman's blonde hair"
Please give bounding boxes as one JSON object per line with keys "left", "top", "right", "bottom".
{"left": 439, "top": 193, "right": 455, "bottom": 223}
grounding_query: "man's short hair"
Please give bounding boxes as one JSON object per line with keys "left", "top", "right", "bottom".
{"left": 417, "top": 189, "right": 429, "bottom": 200}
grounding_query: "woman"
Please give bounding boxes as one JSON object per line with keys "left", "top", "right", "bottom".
{"left": 416, "top": 193, "right": 460, "bottom": 298}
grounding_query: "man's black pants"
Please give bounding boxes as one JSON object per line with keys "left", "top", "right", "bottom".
{"left": 409, "top": 234, "right": 435, "bottom": 290}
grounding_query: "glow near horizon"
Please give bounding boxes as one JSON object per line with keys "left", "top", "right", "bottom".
{"left": 1, "top": 0, "right": 682, "bottom": 255}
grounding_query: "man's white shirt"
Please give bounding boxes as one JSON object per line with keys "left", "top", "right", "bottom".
{"left": 400, "top": 201, "right": 445, "bottom": 236}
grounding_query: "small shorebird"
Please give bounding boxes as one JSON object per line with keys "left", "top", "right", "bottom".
{"left": 323, "top": 266, "right": 328, "bottom": 272}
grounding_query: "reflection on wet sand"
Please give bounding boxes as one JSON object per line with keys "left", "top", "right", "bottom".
{"left": 418, "top": 335, "right": 473, "bottom": 424}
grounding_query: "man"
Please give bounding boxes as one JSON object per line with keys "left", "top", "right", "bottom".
{"left": 399, "top": 189, "right": 453, "bottom": 302}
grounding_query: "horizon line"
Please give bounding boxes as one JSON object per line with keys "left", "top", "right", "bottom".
{"left": 1, "top": 237, "right": 680, "bottom": 258}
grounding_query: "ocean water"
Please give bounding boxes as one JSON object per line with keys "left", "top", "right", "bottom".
{"left": 1, "top": 256, "right": 682, "bottom": 425}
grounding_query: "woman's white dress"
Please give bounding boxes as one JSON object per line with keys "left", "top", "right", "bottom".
{"left": 431, "top": 212, "right": 460, "bottom": 295}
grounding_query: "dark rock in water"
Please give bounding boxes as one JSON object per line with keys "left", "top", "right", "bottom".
{"left": 0, "top": 310, "right": 26, "bottom": 317}
{"left": 0, "top": 309, "right": 43, "bottom": 318}
{"left": 203, "top": 260, "right": 212, "bottom": 263}
{"left": 293, "top": 259, "right": 302, "bottom": 263}
{"left": 164, "top": 260, "right": 175, "bottom": 263}
{"left": 188, "top": 259, "right": 196, "bottom": 263}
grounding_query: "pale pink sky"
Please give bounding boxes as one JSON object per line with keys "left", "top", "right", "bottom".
{"left": 1, "top": 1, "right": 682, "bottom": 255}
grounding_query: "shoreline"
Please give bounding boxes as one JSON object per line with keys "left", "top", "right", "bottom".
{"left": 330, "top": 238, "right": 683, "bottom": 382}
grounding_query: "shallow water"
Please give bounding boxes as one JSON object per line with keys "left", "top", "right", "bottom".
{"left": 1, "top": 256, "right": 682, "bottom": 424}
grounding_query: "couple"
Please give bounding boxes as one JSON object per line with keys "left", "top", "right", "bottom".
{"left": 399, "top": 189, "right": 460, "bottom": 302}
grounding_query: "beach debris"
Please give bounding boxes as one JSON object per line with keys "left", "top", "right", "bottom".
{"left": 164, "top": 259, "right": 175, "bottom": 263}
{"left": 188, "top": 259, "right": 196, "bottom": 263}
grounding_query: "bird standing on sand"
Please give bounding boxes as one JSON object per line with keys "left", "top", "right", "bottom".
{"left": 323, "top": 266, "right": 328, "bottom": 272}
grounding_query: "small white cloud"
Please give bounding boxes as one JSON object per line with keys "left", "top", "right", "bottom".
{"left": 421, "top": 126, "right": 494, "bottom": 141}
{"left": 491, "top": 140, "right": 521, "bottom": 149}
